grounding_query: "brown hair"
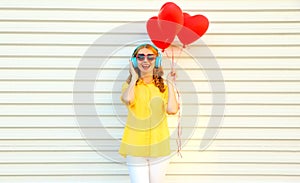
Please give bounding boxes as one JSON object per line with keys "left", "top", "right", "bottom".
{"left": 126, "top": 44, "right": 166, "bottom": 93}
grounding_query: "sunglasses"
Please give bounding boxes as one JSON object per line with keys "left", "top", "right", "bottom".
{"left": 136, "top": 54, "right": 156, "bottom": 61}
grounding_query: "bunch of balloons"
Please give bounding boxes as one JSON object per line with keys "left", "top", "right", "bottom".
{"left": 147, "top": 2, "right": 209, "bottom": 51}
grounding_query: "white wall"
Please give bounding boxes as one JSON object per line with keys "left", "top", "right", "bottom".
{"left": 0, "top": 0, "right": 300, "bottom": 182}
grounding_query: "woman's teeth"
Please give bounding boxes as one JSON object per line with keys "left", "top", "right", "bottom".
{"left": 142, "top": 65, "right": 150, "bottom": 69}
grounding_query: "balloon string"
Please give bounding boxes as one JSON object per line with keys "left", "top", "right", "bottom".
{"left": 164, "top": 49, "right": 170, "bottom": 62}
{"left": 169, "top": 46, "right": 184, "bottom": 73}
{"left": 176, "top": 46, "right": 183, "bottom": 68}
{"left": 176, "top": 88, "right": 182, "bottom": 158}
{"left": 164, "top": 47, "right": 183, "bottom": 158}
{"left": 171, "top": 47, "right": 174, "bottom": 73}
{"left": 172, "top": 47, "right": 182, "bottom": 158}
{"left": 164, "top": 47, "right": 174, "bottom": 72}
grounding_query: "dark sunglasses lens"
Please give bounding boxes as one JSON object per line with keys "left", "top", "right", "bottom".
{"left": 137, "top": 54, "right": 145, "bottom": 61}
{"left": 147, "top": 55, "right": 155, "bottom": 61}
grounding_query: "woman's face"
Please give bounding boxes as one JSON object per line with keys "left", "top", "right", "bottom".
{"left": 136, "top": 48, "right": 156, "bottom": 76}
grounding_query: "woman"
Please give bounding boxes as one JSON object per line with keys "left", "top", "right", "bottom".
{"left": 119, "top": 43, "right": 179, "bottom": 183}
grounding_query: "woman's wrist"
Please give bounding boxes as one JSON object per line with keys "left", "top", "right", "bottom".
{"left": 166, "top": 79, "right": 174, "bottom": 86}
{"left": 130, "top": 77, "right": 138, "bottom": 85}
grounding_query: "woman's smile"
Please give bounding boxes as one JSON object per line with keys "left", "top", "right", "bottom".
{"left": 141, "top": 64, "right": 151, "bottom": 70}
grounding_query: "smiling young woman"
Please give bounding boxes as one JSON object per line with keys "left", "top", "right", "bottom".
{"left": 119, "top": 43, "right": 179, "bottom": 183}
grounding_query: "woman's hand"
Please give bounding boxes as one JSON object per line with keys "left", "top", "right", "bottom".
{"left": 166, "top": 70, "right": 179, "bottom": 115}
{"left": 121, "top": 60, "right": 138, "bottom": 105}
{"left": 129, "top": 60, "right": 138, "bottom": 82}
{"left": 167, "top": 71, "right": 177, "bottom": 84}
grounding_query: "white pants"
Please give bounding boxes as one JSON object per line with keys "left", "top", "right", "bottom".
{"left": 126, "top": 155, "right": 170, "bottom": 183}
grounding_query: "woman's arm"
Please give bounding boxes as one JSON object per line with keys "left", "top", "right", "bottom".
{"left": 121, "top": 61, "right": 138, "bottom": 105}
{"left": 166, "top": 72, "right": 179, "bottom": 115}
{"left": 121, "top": 78, "right": 137, "bottom": 105}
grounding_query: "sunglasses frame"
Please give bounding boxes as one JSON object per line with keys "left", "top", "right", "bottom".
{"left": 136, "top": 54, "right": 156, "bottom": 62}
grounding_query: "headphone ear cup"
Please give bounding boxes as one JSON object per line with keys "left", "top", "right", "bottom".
{"left": 155, "top": 54, "right": 162, "bottom": 68}
{"left": 131, "top": 57, "right": 138, "bottom": 68}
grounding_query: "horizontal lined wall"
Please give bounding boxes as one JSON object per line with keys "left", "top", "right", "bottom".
{"left": 0, "top": 0, "right": 300, "bottom": 182}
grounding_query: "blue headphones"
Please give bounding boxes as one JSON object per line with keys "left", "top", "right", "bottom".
{"left": 131, "top": 43, "right": 162, "bottom": 68}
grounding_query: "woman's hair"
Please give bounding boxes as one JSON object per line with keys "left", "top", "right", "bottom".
{"left": 126, "top": 44, "right": 166, "bottom": 93}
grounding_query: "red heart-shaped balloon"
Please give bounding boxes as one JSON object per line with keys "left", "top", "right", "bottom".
{"left": 177, "top": 12, "right": 209, "bottom": 46}
{"left": 158, "top": 2, "right": 184, "bottom": 36}
{"left": 146, "top": 16, "right": 175, "bottom": 51}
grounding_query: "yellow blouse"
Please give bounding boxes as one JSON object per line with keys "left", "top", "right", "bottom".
{"left": 119, "top": 79, "right": 171, "bottom": 157}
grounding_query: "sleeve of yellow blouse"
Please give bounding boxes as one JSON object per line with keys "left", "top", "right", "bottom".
{"left": 121, "top": 82, "right": 129, "bottom": 93}
{"left": 120, "top": 82, "right": 128, "bottom": 104}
